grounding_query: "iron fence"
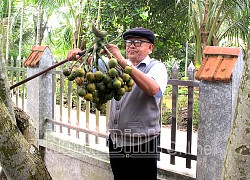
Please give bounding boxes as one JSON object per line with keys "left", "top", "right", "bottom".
{"left": 6, "top": 58, "right": 199, "bottom": 171}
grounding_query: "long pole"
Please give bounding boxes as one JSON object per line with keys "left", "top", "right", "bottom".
{"left": 10, "top": 50, "right": 87, "bottom": 90}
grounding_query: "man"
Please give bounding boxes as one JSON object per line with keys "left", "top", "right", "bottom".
{"left": 67, "top": 27, "right": 168, "bottom": 180}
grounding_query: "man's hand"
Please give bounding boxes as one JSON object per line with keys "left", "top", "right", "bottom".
{"left": 66, "top": 48, "right": 93, "bottom": 64}
{"left": 103, "top": 44, "right": 127, "bottom": 68}
{"left": 105, "top": 44, "right": 124, "bottom": 60}
{"left": 66, "top": 48, "right": 82, "bottom": 61}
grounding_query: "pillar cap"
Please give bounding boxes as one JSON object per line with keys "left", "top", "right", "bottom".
{"left": 195, "top": 46, "right": 241, "bottom": 82}
{"left": 24, "top": 45, "right": 49, "bottom": 67}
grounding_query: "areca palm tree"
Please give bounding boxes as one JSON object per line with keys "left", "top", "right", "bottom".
{"left": 187, "top": 0, "right": 249, "bottom": 66}
{"left": 27, "top": 0, "right": 55, "bottom": 45}
{"left": 35, "top": 0, "right": 93, "bottom": 58}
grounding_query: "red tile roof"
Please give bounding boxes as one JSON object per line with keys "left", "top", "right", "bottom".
{"left": 23, "top": 45, "right": 48, "bottom": 67}
{"left": 195, "top": 46, "right": 241, "bottom": 82}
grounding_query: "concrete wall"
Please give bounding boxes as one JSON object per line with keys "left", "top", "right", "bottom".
{"left": 44, "top": 149, "right": 113, "bottom": 180}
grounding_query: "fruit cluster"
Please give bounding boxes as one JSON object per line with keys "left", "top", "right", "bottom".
{"left": 63, "top": 22, "right": 134, "bottom": 111}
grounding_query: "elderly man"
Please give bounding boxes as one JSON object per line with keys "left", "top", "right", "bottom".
{"left": 67, "top": 27, "right": 168, "bottom": 180}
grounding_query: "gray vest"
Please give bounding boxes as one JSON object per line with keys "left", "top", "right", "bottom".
{"left": 108, "top": 59, "right": 162, "bottom": 143}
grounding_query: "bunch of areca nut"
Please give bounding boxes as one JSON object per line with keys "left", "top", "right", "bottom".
{"left": 63, "top": 22, "right": 134, "bottom": 111}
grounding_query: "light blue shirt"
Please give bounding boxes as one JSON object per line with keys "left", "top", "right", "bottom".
{"left": 135, "top": 56, "right": 168, "bottom": 100}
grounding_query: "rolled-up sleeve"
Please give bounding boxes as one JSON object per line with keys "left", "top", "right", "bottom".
{"left": 146, "top": 63, "right": 168, "bottom": 98}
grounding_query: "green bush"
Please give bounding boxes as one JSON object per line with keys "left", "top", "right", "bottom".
{"left": 161, "top": 86, "right": 199, "bottom": 131}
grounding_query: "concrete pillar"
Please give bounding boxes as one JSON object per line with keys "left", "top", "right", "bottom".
{"left": 196, "top": 47, "right": 244, "bottom": 180}
{"left": 26, "top": 46, "right": 55, "bottom": 139}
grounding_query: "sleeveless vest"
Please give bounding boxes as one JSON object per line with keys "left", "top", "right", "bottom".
{"left": 108, "top": 59, "right": 162, "bottom": 145}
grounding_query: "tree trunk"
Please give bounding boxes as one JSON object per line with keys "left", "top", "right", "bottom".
{"left": 221, "top": 35, "right": 250, "bottom": 179}
{"left": 0, "top": 99, "right": 52, "bottom": 180}
{"left": 0, "top": 63, "right": 52, "bottom": 179}
{"left": 36, "top": 5, "right": 42, "bottom": 45}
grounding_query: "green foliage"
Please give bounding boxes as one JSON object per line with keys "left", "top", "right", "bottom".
{"left": 42, "top": 0, "right": 194, "bottom": 65}
{"left": 162, "top": 85, "right": 199, "bottom": 131}
{"left": 193, "top": 93, "right": 199, "bottom": 129}
{"left": 0, "top": 0, "right": 9, "bottom": 18}
{"left": 2, "top": 0, "right": 249, "bottom": 65}
{"left": 177, "top": 95, "right": 188, "bottom": 126}
{"left": 2, "top": 0, "right": 249, "bottom": 132}
{"left": 2, "top": 0, "right": 196, "bottom": 68}
{"left": 161, "top": 101, "right": 171, "bottom": 125}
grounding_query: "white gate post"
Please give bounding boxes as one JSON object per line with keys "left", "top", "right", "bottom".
{"left": 25, "top": 46, "right": 55, "bottom": 140}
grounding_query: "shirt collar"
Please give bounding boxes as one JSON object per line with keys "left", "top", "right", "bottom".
{"left": 134, "top": 55, "right": 151, "bottom": 67}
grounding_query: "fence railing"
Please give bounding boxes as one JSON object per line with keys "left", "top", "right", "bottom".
{"left": 49, "top": 61, "right": 109, "bottom": 143}
{"left": 49, "top": 60, "right": 199, "bottom": 169}
{"left": 6, "top": 57, "right": 199, "bottom": 171}
{"left": 5, "top": 57, "right": 27, "bottom": 111}
{"left": 160, "top": 62, "right": 199, "bottom": 168}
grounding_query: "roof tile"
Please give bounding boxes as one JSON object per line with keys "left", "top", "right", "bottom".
{"left": 23, "top": 45, "right": 48, "bottom": 67}
{"left": 195, "top": 46, "right": 241, "bottom": 82}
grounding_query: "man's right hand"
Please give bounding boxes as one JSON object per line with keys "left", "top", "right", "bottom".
{"left": 66, "top": 48, "right": 82, "bottom": 61}
{"left": 67, "top": 48, "right": 94, "bottom": 65}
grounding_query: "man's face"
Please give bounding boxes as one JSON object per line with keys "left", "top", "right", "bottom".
{"left": 125, "top": 37, "right": 154, "bottom": 62}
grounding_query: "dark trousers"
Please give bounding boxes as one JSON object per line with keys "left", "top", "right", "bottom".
{"left": 108, "top": 136, "right": 159, "bottom": 180}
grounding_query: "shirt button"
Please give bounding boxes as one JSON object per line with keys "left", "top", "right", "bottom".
{"left": 116, "top": 106, "right": 120, "bottom": 110}
{"left": 114, "top": 120, "right": 117, "bottom": 124}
